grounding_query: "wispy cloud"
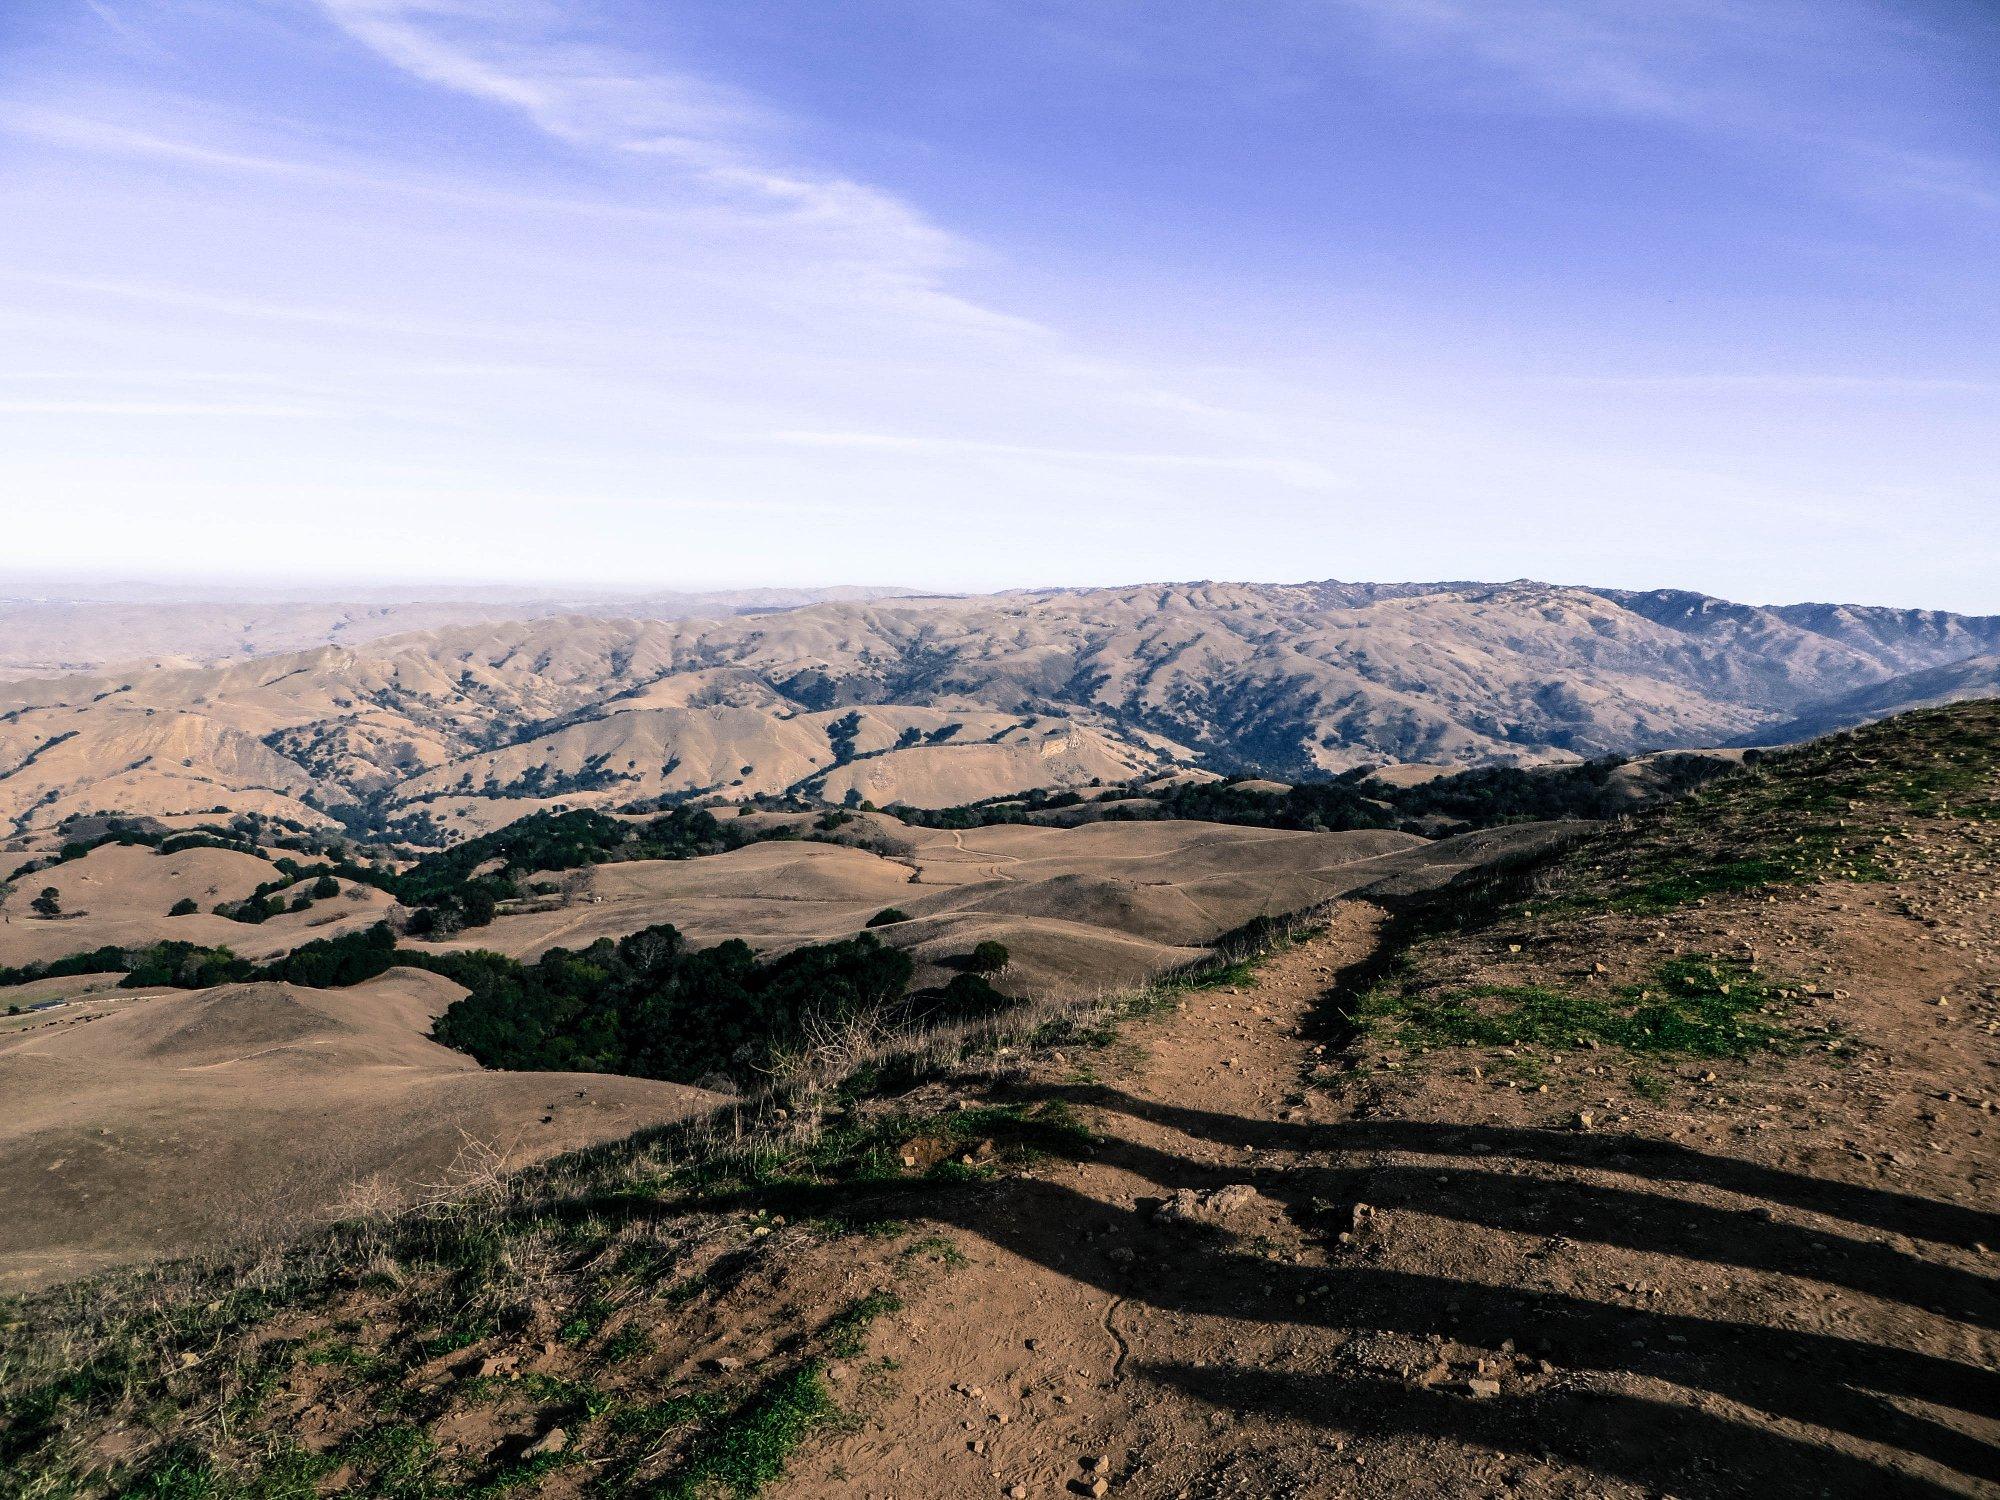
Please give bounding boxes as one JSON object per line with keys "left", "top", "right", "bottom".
{"left": 314, "top": 0, "right": 985, "bottom": 301}
{"left": 17, "top": 272, "right": 524, "bottom": 341}
{"left": 1523, "top": 372, "right": 2000, "bottom": 397}
{"left": 1337, "top": 0, "right": 1995, "bottom": 212}
{"left": 0, "top": 104, "right": 750, "bottom": 225}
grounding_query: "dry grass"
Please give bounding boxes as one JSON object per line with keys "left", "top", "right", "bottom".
{"left": 0, "top": 905, "right": 1321, "bottom": 1498}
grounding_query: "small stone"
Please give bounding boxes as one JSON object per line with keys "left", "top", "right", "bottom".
{"left": 703, "top": 1355, "right": 742, "bottom": 1373}
{"left": 1009, "top": 1486, "right": 1029, "bottom": 1499}
{"left": 1461, "top": 1378, "right": 1502, "bottom": 1398}
{"left": 523, "top": 1427, "right": 567, "bottom": 1458}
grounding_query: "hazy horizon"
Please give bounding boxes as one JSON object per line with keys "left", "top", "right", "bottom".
{"left": 6, "top": 565, "right": 1999, "bottom": 619}
{"left": 3, "top": 1, "right": 1996, "bottom": 610}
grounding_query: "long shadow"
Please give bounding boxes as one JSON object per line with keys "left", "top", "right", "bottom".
{"left": 559, "top": 1089, "right": 2000, "bottom": 1490}
{"left": 1005, "top": 1090, "right": 1999, "bottom": 1329}
{"left": 1024, "top": 1082, "right": 2000, "bottom": 1250}
{"left": 1303, "top": 1160, "right": 2000, "bottom": 1330}
{"left": 943, "top": 1174, "right": 2000, "bottom": 1488}
{"left": 1145, "top": 1361, "right": 1975, "bottom": 1500}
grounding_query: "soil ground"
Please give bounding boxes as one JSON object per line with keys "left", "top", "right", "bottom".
{"left": 785, "top": 879, "right": 1997, "bottom": 1498}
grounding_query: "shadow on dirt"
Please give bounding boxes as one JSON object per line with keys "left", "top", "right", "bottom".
{"left": 945, "top": 1082, "right": 2000, "bottom": 1497}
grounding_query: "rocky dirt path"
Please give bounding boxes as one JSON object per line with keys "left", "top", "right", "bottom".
{"left": 789, "top": 904, "right": 1391, "bottom": 1498}
{"left": 788, "top": 890, "right": 2000, "bottom": 1499}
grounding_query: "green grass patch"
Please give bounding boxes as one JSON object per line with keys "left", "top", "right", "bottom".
{"left": 824, "top": 1291, "right": 901, "bottom": 1359}
{"left": 898, "top": 1234, "right": 967, "bottom": 1270}
{"left": 654, "top": 1364, "right": 838, "bottom": 1500}
{"left": 601, "top": 1324, "right": 652, "bottom": 1362}
{"left": 609, "top": 1390, "right": 724, "bottom": 1438}
{"left": 556, "top": 1297, "right": 614, "bottom": 1345}
{"left": 1357, "top": 956, "right": 1824, "bottom": 1063}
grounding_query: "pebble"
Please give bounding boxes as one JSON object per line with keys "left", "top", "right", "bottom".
{"left": 523, "top": 1427, "right": 567, "bottom": 1458}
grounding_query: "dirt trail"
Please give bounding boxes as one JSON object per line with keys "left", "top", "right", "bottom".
{"left": 792, "top": 905, "right": 1389, "bottom": 1498}
{"left": 790, "top": 893, "right": 2000, "bottom": 1499}
{"left": 944, "top": 828, "right": 1026, "bottom": 883}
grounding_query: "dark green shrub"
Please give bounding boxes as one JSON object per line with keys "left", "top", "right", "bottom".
{"left": 965, "top": 940, "right": 1010, "bottom": 975}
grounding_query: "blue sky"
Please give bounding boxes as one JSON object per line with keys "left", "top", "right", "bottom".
{"left": 1, "top": 0, "right": 1995, "bottom": 608}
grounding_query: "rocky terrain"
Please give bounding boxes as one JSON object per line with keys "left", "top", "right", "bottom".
{"left": 3, "top": 579, "right": 1996, "bottom": 843}
{"left": 2, "top": 699, "right": 1993, "bottom": 1498}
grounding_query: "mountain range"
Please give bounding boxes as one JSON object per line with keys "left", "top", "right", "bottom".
{"left": 2, "top": 579, "right": 1994, "bottom": 844}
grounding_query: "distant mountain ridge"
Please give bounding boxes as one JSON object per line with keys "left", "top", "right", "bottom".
{"left": 1737, "top": 652, "right": 2000, "bottom": 746}
{"left": 1, "top": 578, "right": 1993, "bottom": 843}
{"left": 0, "top": 583, "right": 921, "bottom": 680}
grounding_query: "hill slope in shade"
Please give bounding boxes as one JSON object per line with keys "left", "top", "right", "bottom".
{"left": 1742, "top": 651, "right": 2000, "bottom": 745}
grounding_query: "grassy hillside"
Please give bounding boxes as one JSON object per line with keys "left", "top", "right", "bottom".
{"left": 1335, "top": 699, "right": 1999, "bottom": 1103}
{"left": 3, "top": 701, "right": 1993, "bottom": 1499}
